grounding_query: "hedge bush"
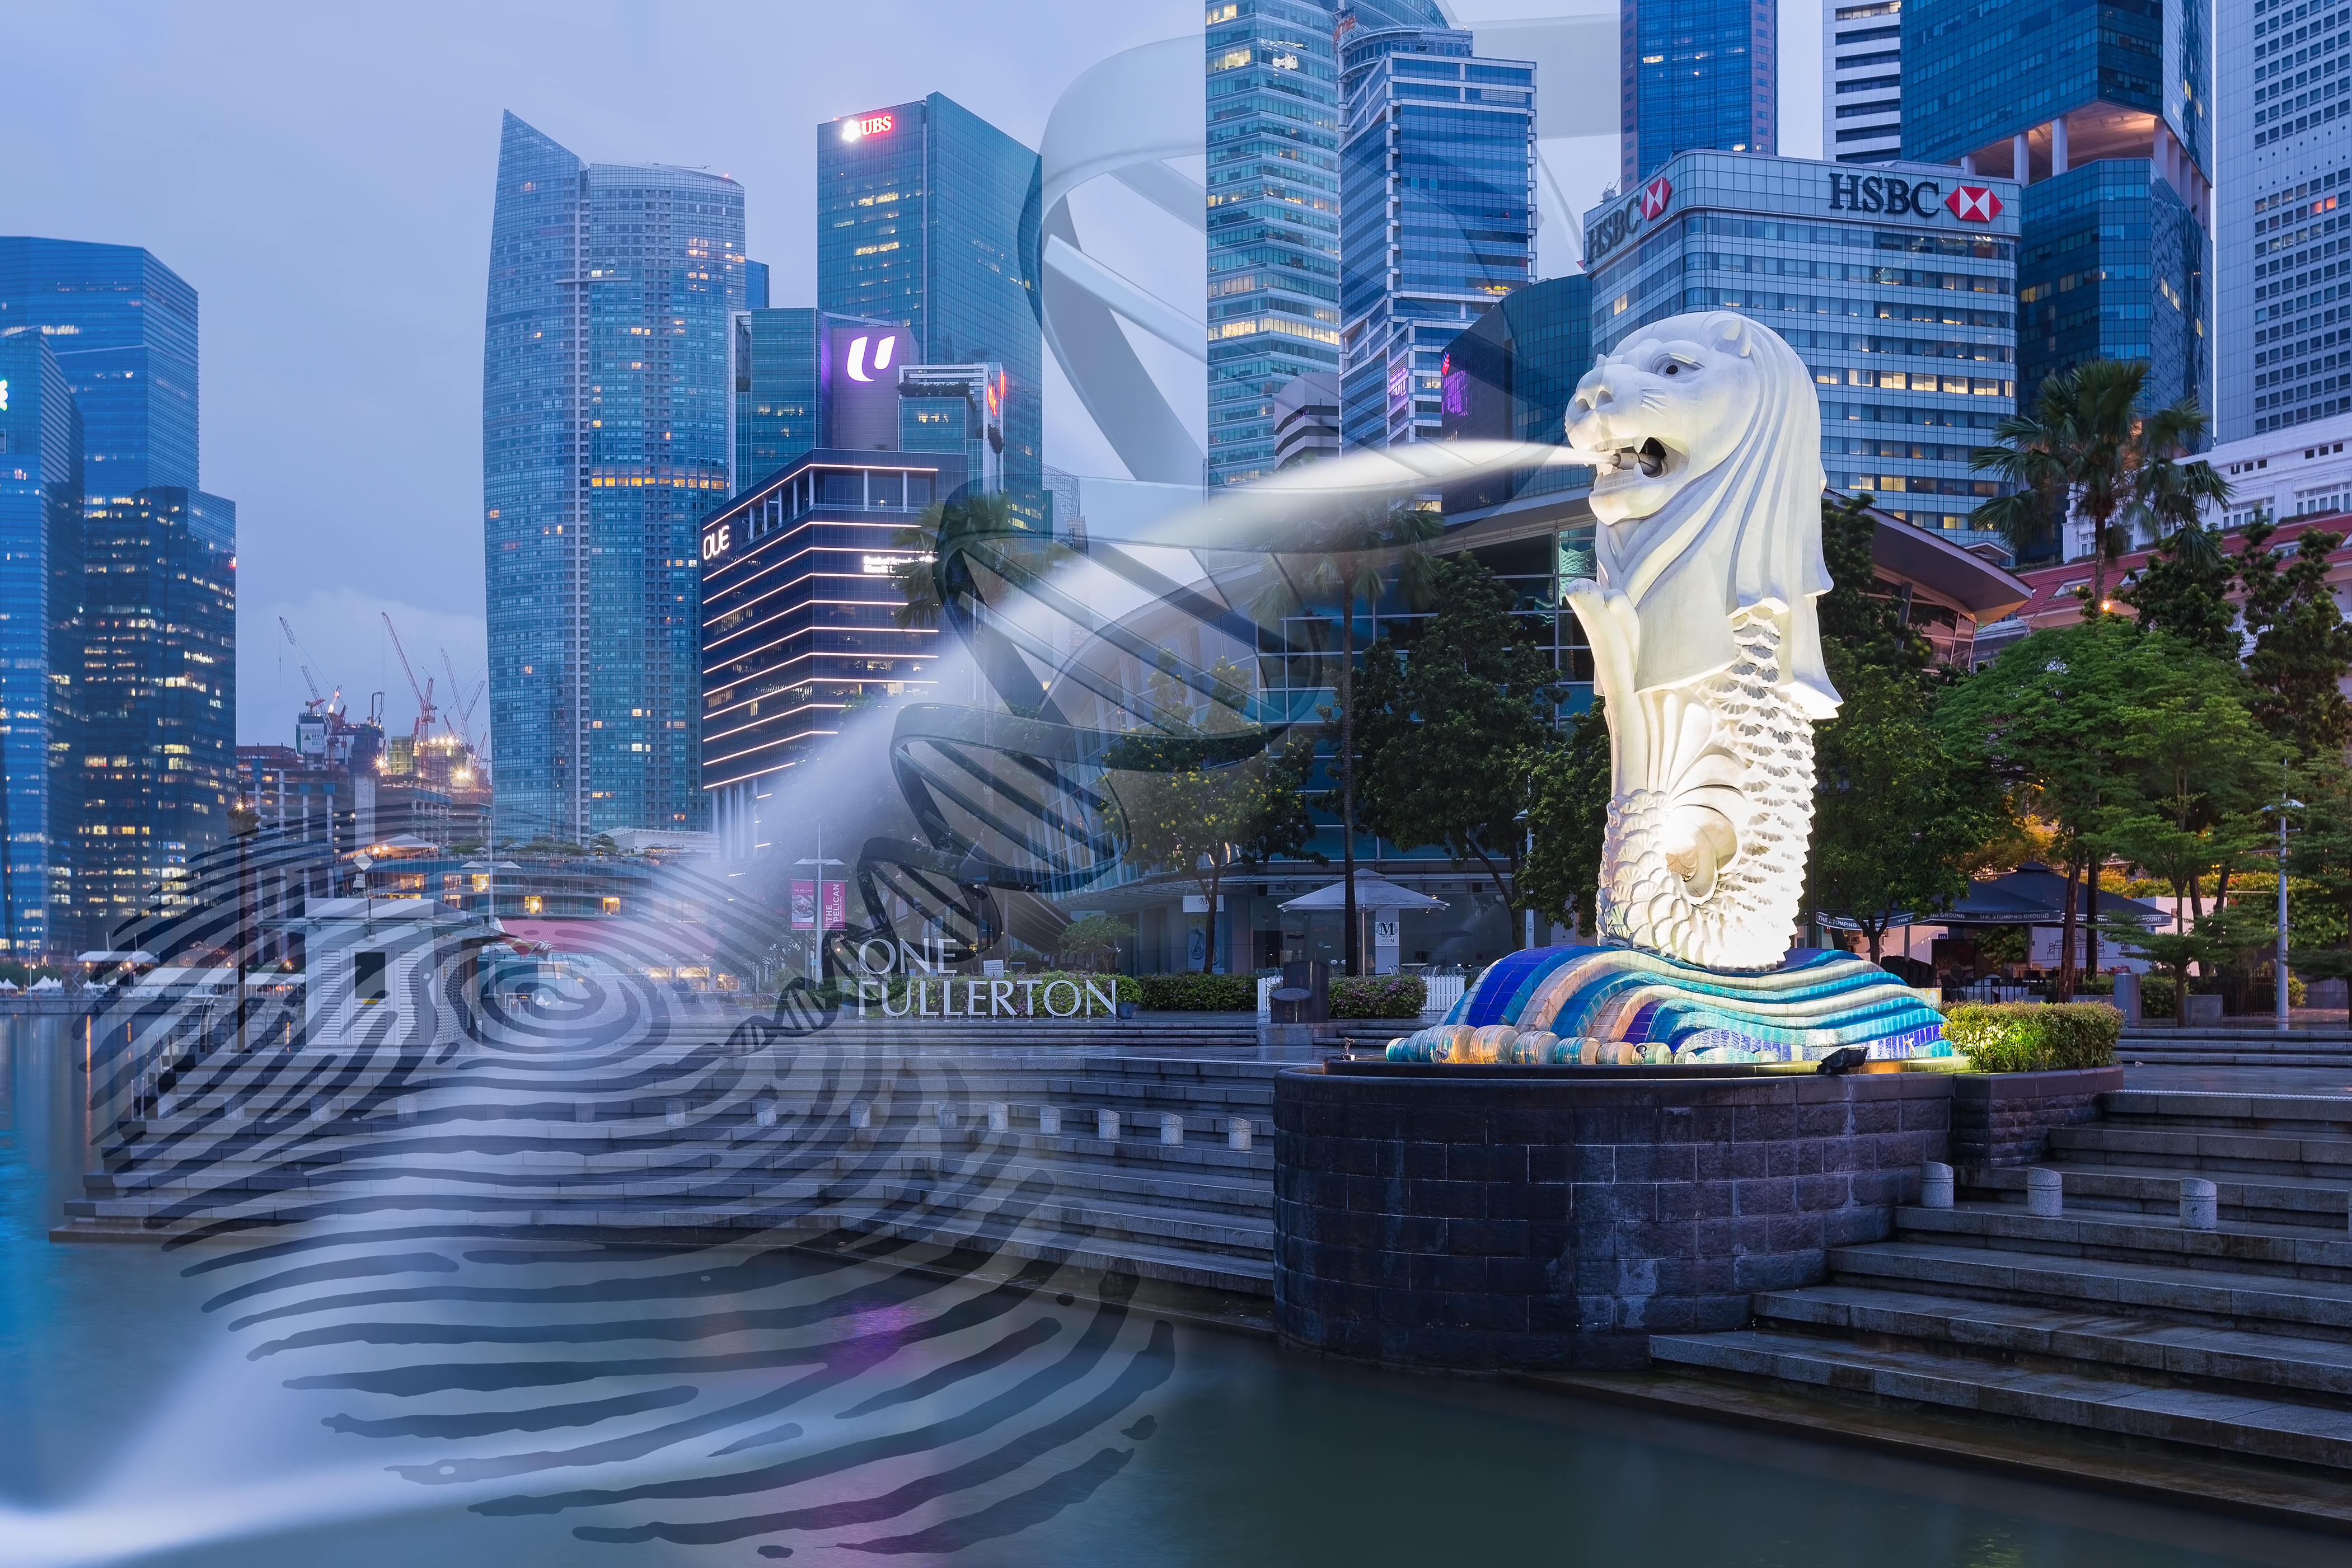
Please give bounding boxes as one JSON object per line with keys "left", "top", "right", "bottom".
{"left": 1329, "top": 974, "right": 1428, "bottom": 1018}
{"left": 1136, "top": 971, "right": 1257, "bottom": 1011}
{"left": 1942, "top": 1001, "right": 2120, "bottom": 1072}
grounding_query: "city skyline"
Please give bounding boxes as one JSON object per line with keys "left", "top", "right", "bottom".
{"left": 0, "top": 0, "right": 2203, "bottom": 760}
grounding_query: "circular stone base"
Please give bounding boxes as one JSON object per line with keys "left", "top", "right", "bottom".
{"left": 1273, "top": 1061, "right": 1952, "bottom": 1371}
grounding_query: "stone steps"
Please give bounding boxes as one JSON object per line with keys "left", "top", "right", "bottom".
{"left": 60, "top": 1045, "right": 1286, "bottom": 1299}
{"left": 1827, "top": 1238, "right": 2352, "bottom": 1334}
{"left": 1967, "top": 1164, "right": 2352, "bottom": 1231}
{"left": 1746, "top": 1283, "right": 2352, "bottom": 1402}
{"left": 1645, "top": 1087, "right": 2352, "bottom": 1487}
{"left": 1646, "top": 1329, "right": 2352, "bottom": 1473}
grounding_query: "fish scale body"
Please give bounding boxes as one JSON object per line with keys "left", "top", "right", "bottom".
{"left": 1597, "top": 612, "right": 1816, "bottom": 971}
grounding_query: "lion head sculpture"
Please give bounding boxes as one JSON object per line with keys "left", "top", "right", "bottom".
{"left": 1558, "top": 312, "right": 1839, "bottom": 971}
{"left": 1565, "top": 311, "right": 1839, "bottom": 720}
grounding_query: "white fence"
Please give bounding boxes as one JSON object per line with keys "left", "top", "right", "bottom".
{"left": 1255, "top": 971, "right": 1465, "bottom": 1019}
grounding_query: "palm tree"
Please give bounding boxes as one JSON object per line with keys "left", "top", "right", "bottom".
{"left": 2125, "top": 398, "right": 2233, "bottom": 569}
{"left": 1254, "top": 496, "right": 1441, "bottom": 974}
{"left": 1973, "top": 359, "right": 2147, "bottom": 605}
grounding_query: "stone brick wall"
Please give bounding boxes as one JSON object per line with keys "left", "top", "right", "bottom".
{"left": 1948, "top": 1066, "right": 2123, "bottom": 1169}
{"left": 1273, "top": 1064, "right": 1953, "bottom": 1372}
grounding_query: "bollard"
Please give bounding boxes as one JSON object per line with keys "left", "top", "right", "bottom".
{"left": 755, "top": 1097, "right": 777, "bottom": 1128}
{"left": 987, "top": 1102, "right": 1010, "bottom": 1133}
{"left": 1228, "top": 1117, "right": 1253, "bottom": 1152}
{"left": 399, "top": 1095, "right": 419, "bottom": 1124}
{"left": 1038, "top": 1105, "right": 1062, "bottom": 1135}
{"left": 2026, "top": 1167, "right": 2064, "bottom": 1218}
{"left": 937, "top": 1104, "right": 960, "bottom": 1134}
{"left": 1160, "top": 1112, "right": 1183, "bottom": 1146}
{"left": 575, "top": 1100, "right": 594, "bottom": 1124}
{"left": 2180, "top": 1177, "right": 2218, "bottom": 1231}
{"left": 849, "top": 1101, "right": 873, "bottom": 1132}
{"left": 1097, "top": 1109, "right": 1121, "bottom": 1142}
{"left": 1919, "top": 1161, "right": 1955, "bottom": 1209}
{"left": 224, "top": 1101, "right": 245, "bottom": 1123}
{"left": 310, "top": 1096, "right": 330, "bottom": 1124}
{"left": 157, "top": 1093, "right": 177, "bottom": 1119}
{"left": 666, "top": 1099, "right": 687, "bottom": 1128}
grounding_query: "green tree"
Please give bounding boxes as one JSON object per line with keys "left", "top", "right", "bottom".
{"left": 1941, "top": 620, "right": 2192, "bottom": 997}
{"left": 1517, "top": 701, "right": 1611, "bottom": 938}
{"left": 1053, "top": 912, "right": 1136, "bottom": 973}
{"left": 2288, "top": 764, "right": 2352, "bottom": 1025}
{"left": 1808, "top": 665, "right": 2006, "bottom": 963}
{"left": 1971, "top": 362, "right": 2226, "bottom": 607}
{"left": 1816, "top": 492, "right": 1932, "bottom": 675}
{"left": 1357, "top": 555, "right": 1561, "bottom": 941}
{"left": 2236, "top": 520, "right": 2352, "bottom": 754}
{"left": 2091, "top": 659, "right": 2270, "bottom": 940}
{"left": 1110, "top": 659, "right": 1322, "bottom": 973}
{"left": 2119, "top": 520, "right": 2239, "bottom": 656}
{"left": 1253, "top": 498, "right": 1442, "bottom": 973}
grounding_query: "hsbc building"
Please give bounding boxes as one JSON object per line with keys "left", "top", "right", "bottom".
{"left": 1582, "top": 151, "right": 2022, "bottom": 544}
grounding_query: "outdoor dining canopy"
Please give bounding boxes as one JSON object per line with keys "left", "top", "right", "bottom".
{"left": 1277, "top": 875, "right": 1447, "bottom": 913}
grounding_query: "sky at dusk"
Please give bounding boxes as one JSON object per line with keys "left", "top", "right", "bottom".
{"left": 0, "top": 1, "right": 1825, "bottom": 748}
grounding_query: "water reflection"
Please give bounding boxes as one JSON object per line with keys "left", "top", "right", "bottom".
{"left": 5, "top": 1015, "right": 2345, "bottom": 1567}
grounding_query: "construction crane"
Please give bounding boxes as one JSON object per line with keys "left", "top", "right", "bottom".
{"left": 441, "top": 647, "right": 486, "bottom": 749}
{"left": 278, "top": 616, "right": 336, "bottom": 716}
{"left": 380, "top": 612, "right": 438, "bottom": 744}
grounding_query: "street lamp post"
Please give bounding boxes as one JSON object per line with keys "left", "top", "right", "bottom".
{"left": 2271, "top": 794, "right": 2307, "bottom": 1031}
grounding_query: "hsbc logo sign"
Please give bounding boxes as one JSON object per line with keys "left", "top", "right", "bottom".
{"left": 1589, "top": 176, "right": 1673, "bottom": 264}
{"left": 1945, "top": 184, "right": 2003, "bottom": 222}
{"left": 1826, "top": 171, "right": 2004, "bottom": 225}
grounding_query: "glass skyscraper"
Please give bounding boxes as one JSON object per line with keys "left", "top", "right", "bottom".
{"left": 1435, "top": 273, "right": 1595, "bottom": 511}
{"left": 816, "top": 96, "right": 1041, "bottom": 508}
{"left": 1584, "top": 152, "right": 2019, "bottom": 542}
{"left": 78, "top": 487, "right": 235, "bottom": 940}
{"left": 3, "top": 234, "right": 232, "bottom": 950}
{"left": 1336, "top": 12, "right": 1535, "bottom": 450}
{"left": 1206, "top": 1, "right": 1349, "bottom": 486}
{"left": 2215, "top": 0, "right": 2352, "bottom": 440}
{"left": 481, "top": 112, "right": 746, "bottom": 844}
{"left": 1620, "top": 0, "right": 1779, "bottom": 185}
{"left": 0, "top": 238, "right": 199, "bottom": 496}
{"left": 1904, "top": 0, "right": 2212, "bottom": 420}
{"left": 0, "top": 333, "right": 83, "bottom": 955}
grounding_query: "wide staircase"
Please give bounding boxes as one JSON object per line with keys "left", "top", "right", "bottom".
{"left": 1647, "top": 1087, "right": 2352, "bottom": 1506}
{"left": 56, "top": 1027, "right": 1285, "bottom": 1305}
{"left": 2116, "top": 1024, "right": 2352, "bottom": 1069}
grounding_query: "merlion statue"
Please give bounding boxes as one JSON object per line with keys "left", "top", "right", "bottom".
{"left": 1561, "top": 311, "right": 1838, "bottom": 973}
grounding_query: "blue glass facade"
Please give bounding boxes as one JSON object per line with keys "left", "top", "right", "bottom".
{"left": 78, "top": 487, "right": 235, "bottom": 941}
{"left": 1585, "top": 152, "right": 2020, "bottom": 540}
{"left": 0, "top": 334, "right": 83, "bottom": 955}
{"left": 1336, "top": 17, "right": 1536, "bottom": 450}
{"left": 1436, "top": 273, "right": 1596, "bottom": 510}
{"left": 1621, "top": 0, "right": 1779, "bottom": 184}
{"left": 482, "top": 112, "right": 746, "bottom": 844}
{"left": 0, "top": 237, "right": 198, "bottom": 497}
{"left": 816, "top": 97, "right": 1041, "bottom": 510}
{"left": 697, "top": 450, "right": 963, "bottom": 856}
{"left": 1904, "top": 0, "right": 2211, "bottom": 420}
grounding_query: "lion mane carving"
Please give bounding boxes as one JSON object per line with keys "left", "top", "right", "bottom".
{"left": 1562, "top": 311, "right": 1839, "bottom": 971}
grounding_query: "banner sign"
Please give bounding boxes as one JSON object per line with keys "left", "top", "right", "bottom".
{"left": 791, "top": 881, "right": 847, "bottom": 931}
